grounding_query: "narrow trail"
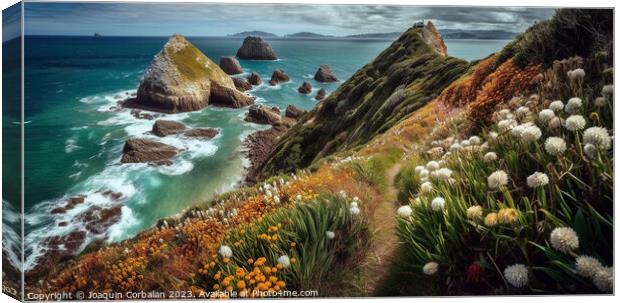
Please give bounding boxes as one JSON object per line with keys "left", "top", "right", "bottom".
{"left": 362, "top": 161, "right": 403, "bottom": 295}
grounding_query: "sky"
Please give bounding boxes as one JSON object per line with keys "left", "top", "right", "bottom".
{"left": 22, "top": 3, "right": 556, "bottom": 37}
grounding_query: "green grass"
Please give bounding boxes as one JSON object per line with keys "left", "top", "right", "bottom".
{"left": 348, "top": 148, "right": 403, "bottom": 195}
{"left": 165, "top": 36, "right": 230, "bottom": 83}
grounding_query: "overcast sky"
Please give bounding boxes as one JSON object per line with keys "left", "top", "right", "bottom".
{"left": 23, "top": 3, "right": 556, "bottom": 36}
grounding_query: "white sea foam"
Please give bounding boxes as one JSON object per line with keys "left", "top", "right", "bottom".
{"left": 65, "top": 138, "right": 81, "bottom": 153}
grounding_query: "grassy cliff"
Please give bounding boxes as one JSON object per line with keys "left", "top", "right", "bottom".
{"left": 256, "top": 24, "right": 469, "bottom": 179}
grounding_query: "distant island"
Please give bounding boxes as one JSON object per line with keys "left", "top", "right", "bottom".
{"left": 226, "top": 30, "right": 278, "bottom": 38}
{"left": 225, "top": 29, "right": 517, "bottom": 40}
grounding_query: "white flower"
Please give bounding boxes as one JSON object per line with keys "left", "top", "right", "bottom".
{"left": 484, "top": 152, "right": 498, "bottom": 162}
{"left": 273, "top": 196, "right": 281, "bottom": 204}
{"left": 593, "top": 266, "right": 613, "bottom": 292}
{"left": 594, "top": 96, "right": 606, "bottom": 107}
{"left": 295, "top": 194, "right": 303, "bottom": 202}
{"left": 601, "top": 84, "right": 613, "bottom": 96}
{"left": 565, "top": 97, "right": 583, "bottom": 114}
{"left": 538, "top": 109, "right": 555, "bottom": 123}
{"left": 435, "top": 168, "right": 452, "bottom": 181}
{"left": 414, "top": 165, "right": 425, "bottom": 174}
{"left": 450, "top": 143, "right": 462, "bottom": 151}
{"left": 567, "top": 68, "right": 585, "bottom": 80}
{"left": 277, "top": 255, "right": 291, "bottom": 268}
{"left": 466, "top": 205, "right": 483, "bottom": 220}
{"left": 549, "top": 100, "right": 565, "bottom": 112}
{"left": 431, "top": 197, "right": 445, "bottom": 211}
{"left": 397, "top": 205, "right": 413, "bottom": 218}
{"left": 426, "top": 161, "right": 440, "bottom": 171}
{"left": 422, "top": 262, "right": 439, "bottom": 275}
{"left": 583, "top": 127, "right": 611, "bottom": 150}
{"left": 339, "top": 190, "right": 347, "bottom": 199}
{"left": 420, "top": 182, "right": 433, "bottom": 194}
{"left": 526, "top": 172, "right": 549, "bottom": 188}
{"left": 469, "top": 135, "right": 481, "bottom": 145}
{"left": 550, "top": 227, "right": 579, "bottom": 253}
{"left": 461, "top": 139, "right": 471, "bottom": 147}
{"left": 575, "top": 255, "right": 603, "bottom": 278}
{"left": 511, "top": 124, "right": 527, "bottom": 137}
{"left": 516, "top": 106, "right": 530, "bottom": 117}
{"left": 584, "top": 143, "right": 598, "bottom": 159}
{"left": 498, "top": 119, "right": 517, "bottom": 131}
{"left": 326, "top": 231, "right": 336, "bottom": 239}
{"left": 488, "top": 131, "right": 499, "bottom": 141}
{"left": 520, "top": 125, "right": 542, "bottom": 144}
{"left": 487, "top": 170, "right": 508, "bottom": 190}
{"left": 498, "top": 109, "right": 511, "bottom": 119}
{"left": 219, "top": 245, "right": 233, "bottom": 258}
{"left": 350, "top": 201, "right": 358, "bottom": 208}
{"left": 350, "top": 206, "right": 360, "bottom": 215}
{"left": 504, "top": 264, "right": 529, "bottom": 288}
{"left": 544, "top": 137, "right": 567, "bottom": 156}
{"left": 548, "top": 117, "right": 562, "bottom": 129}
{"left": 419, "top": 169, "right": 429, "bottom": 178}
{"left": 564, "top": 115, "right": 586, "bottom": 131}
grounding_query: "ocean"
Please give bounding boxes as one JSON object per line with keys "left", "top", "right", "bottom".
{"left": 7, "top": 36, "right": 509, "bottom": 269}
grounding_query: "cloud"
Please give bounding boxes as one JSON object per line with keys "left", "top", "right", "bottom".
{"left": 23, "top": 3, "right": 555, "bottom": 36}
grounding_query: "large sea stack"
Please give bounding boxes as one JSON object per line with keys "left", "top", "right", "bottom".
{"left": 313, "top": 64, "right": 338, "bottom": 82}
{"left": 131, "top": 35, "right": 254, "bottom": 113}
{"left": 219, "top": 56, "right": 243, "bottom": 75}
{"left": 236, "top": 36, "right": 278, "bottom": 60}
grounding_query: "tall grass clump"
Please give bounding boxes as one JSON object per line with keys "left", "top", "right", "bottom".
{"left": 195, "top": 194, "right": 370, "bottom": 297}
{"left": 395, "top": 63, "right": 613, "bottom": 294}
{"left": 349, "top": 148, "right": 403, "bottom": 194}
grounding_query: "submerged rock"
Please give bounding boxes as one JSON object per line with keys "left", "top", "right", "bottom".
{"left": 247, "top": 72, "right": 263, "bottom": 85}
{"left": 77, "top": 205, "right": 123, "bottom": 234}
{"left": 315, "top": 88, "right": 327, "bottom": 100}
{"left": 245, "top": 105, "right": 282, "bottom": 125}
{"left": 121, "top": 138, "right": 177, "bottom": 164}
{"left": 232, "top": 77, "right": 252, "bottom": 91}
{"left": 152, "top": 120, "right": 187, "bottom": 137}
{"left": 298, "top": 81, "right": 312, "bottom": 94}
{"left": 219, "top": 56, "right": 243, "bottom": 75}
{"left": 236, "top": 36, "right": 278, "bottom": 60}
{"left": 131, "top": 34, "right": 254, "bottom": 113}
{"left": 285, "top": 104, "right": 306, "bottom": 119}
{"left": 314, "top": 64, "right": 338, "bottom": 82}
{"left": 269, "top": 69, "right": 289, "bottom": 85}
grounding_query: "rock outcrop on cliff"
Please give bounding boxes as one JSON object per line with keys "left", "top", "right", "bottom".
{"left": 219, "top": 56, "right": 243, "bottom": 75}
{"left": 121, "top": 139, "right": 178, "bottom": 164}
{"left": 269, "top": 69, "right": 289, "bottom": 85}
{"left": 257, "top": 22, "right": 467, "bottom": 179}
{"left": 314, "top": 64, "right": 338, "bottom": 82}
{"left": 129, "top": 35, "right": 254, "bottom": 113}
{"left": 285, "top": 104, "right": 306, "bottom": 119}
{"left": 236, "top": 36, "right": 278, "bottom": 60}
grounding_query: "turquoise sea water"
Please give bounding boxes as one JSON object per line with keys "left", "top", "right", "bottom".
{"left": 15, "top": 36, "right": 509, "bottom": 269}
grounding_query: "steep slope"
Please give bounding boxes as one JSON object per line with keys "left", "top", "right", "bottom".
{"left": 130, "top": 34, "right": 254, "bottom": 113}
{"left": 256, "top": 22, "right": 468, "bottom": 179}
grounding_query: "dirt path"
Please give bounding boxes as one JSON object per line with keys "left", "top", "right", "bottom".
{"left": 362, "top": 161, "right": 403, "bottom": 295}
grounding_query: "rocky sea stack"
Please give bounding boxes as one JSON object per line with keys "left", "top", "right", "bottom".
{"left": 219, "top": 56, "right": 243, "bottom": 75}
{"left": 315, "top": 88, "right": 327, "bottom": 100}
{"left": 236, "top": 36, "right": 278, "bottom": 60}
{"left": 314, "top": 64, "right": 338, "bottom": 82}
{"left": 121, "top": 139, "right": 178, "bottom": 164}
{"left": 247, "top": 72, "right": 263, "bottom": 85}
{"left": 129, "top": 34, "right": 254, "bottom": 113}
{"left": 298, "top": 81, "right": 312, "bottom": 94}
{"left": 269, "top": 69, "right": 290, "bottom": 85}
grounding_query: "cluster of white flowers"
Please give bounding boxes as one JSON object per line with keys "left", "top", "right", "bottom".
{"left": 426, "top": 160, "right": 440, "bottom": 171}
{"left": 564, "top": 115, "right": 586, "bottom": 131}
{"left": 420, "top": 181, "right": 433, "bottom": 194}
{"left": 601, "top": 84, "right": 613, "bottom": 96}
{"left": 544, "top": 137, "right": 567, "bottom": 156}
{"left": 504, "top": 264, "right": 529, "bottom": 288}
{"left": 565, "top": 97, "right": 583, "bottom": 114}
{"left": 422, "top": 261, "right": 439, "bottom": 275}
{"left": 526, "top": 172, "right": 549, "bottom": 188}
{"left": 592, "top": 266, "right": 613, "bottom": 292}
{"left": 594, "top": 96, "right": 606, "bottom": 107}
{"left": 487, "top": 170, "right": 508, "bottom": 190}
{"left": 516, "top": 106, "right": 530, "bottom": 118}
{"left": 538, "top": 109, "right": 555, "bottom": 122}
{"left": 549, "top": 227, "right": 579, "bottom": 254}
{"left": 432, "top": 168, "right": 453, "bottom": 181}
{"left": 350, "top": 197, "right": 361, "bottom": 215}
{"left": 498, "top": 119, "right": 518, "bottom": 131}
{"left": 575, "top": 255, "right": 602, "bottom": 278}
{"left": 431, "top": 197, "right": 446, "bottom": 211}
{"left": 583, "top": 126, "right": 611, "bottom": 150}
{"left": 520, "top": 124, "right": 542, "bottom": 144}
{"left": 397, "top": 205, "right": 413, "bottom": 218}
{"left": 469, "top": 135, "right": 482, "bottom": 145}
